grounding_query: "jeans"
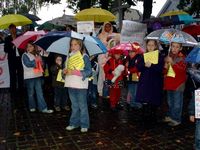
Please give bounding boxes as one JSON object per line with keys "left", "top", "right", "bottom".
{"left": 127, "top": 83, "right": 142, "bottom": 108}
{"left": 25, "top": 77, "right": 47, "bottom": 111}
{"left": 196, "top": 119, "right": 200, "bottom": 150}
{"left": 54, "top": 87, "right": 68, "bottom": 108}
{"left": 68, "top": 88, "right": 89, "bottom": 128}
{"left": 167, "top": 90, "right": 183, "bottom": 123}
{"left": 87, "top": 81, "right": 97, "bottom": 105}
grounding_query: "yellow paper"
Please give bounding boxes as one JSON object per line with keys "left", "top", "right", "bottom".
{"left": 67, "top": 51, "right": 85, "bottom": 70}
{"left": 56, "top": 69, "right": 65, "bottom": 83}
{"left": 132, "top": 73, "right": 139, "bottom": 81}
{"left": 143, "top": 50, "right": 159, "bottom": 64}
{"left": 167, "top": 65, "right": 176, "bottom": 78}
{"left": 44, "top": 68, "right": 49, "bottom": 77}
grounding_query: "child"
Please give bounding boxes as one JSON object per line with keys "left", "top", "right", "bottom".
{"left": 163, "top": 42, "right": 187, "bottom": 126}
{"left": 104, "top": 50, "right": 125, "bottom": 111}
{"left": 136, "top": 39, "right": 164, "bottom": 126}
{"left": 64, "top": 38, "right": 92, "bottom": 133}
{"left": 50, "top": 55, "right": 69, "bottom": 112}
{"left": 22, "top": 41, "right": 53, "bottom": 113}
{"left": 88, "top": 56, "right": 98, "bottom": 109}
{"left": 125, "top": 44, "right": 142, "bottom": 110}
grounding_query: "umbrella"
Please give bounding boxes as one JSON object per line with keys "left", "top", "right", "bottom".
{"left": 108, "top": 42, "right": 144, "bottom": 55}
{"left": 37, "top": 21, "right": 65, "bottom": 31}
{"left": 186, "top": 47, "right": 200, "bottom": 63}
{"left": 160, "top": 10, "right": 195, "bottom": 25}
{"left": 48, "top": 15, "right": 76, "bottom": 27}
{"left": 182, "top": 25, "right": 200, "bottom": 36}
{"left": 74, "top": 7, "right": 116, "bottom": 22}
{"left": 21, "top": 13, "right": 41, "bottom": 21}
{"left": 0, "top": 14, "right": 32, "bottom": 29}
{"left": 34, "top": 31, "right": 107, "bottom": 56}
{"left": 12, "top": 30, "right": 46, "bottom": 50}
{"left": 145, "top": 28, "right": 198, "bottom": 46}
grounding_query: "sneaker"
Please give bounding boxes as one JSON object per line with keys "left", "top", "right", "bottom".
{"left": 81, "top": 128, "right": 88, "bottom": 133}
{"left": 168, "top": 120, "right": 181, "bottom": 127}
{"left": 63, "top": 106, "right": 70, "bottom": 111}
{"left": 42, "top": 109, "right": 54, "bottom": 113}
{"left": 30, "top": 108, "right": 36, "bottom": 112}
{"left": 66, "top": 125, "right": 77, "bottom": 131}
{"left": 163, "top": 116, "right": 173, "bottom": 123}
{"left": 54, "top": 106, "right": 61, "bottom": 112}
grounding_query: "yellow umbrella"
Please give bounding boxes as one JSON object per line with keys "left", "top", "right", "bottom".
{"left": 0, "top": 14, "right": 32, "bottom": 29}
{"left": 75, "top": 8, "right": 116, "bottom": 22}
{"left": 160, "top": 10, "right": 188, "bottom": 17}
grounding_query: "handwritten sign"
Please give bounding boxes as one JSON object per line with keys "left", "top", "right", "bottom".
{"left": 143, "top": 50, "right": 158, "bottom": 64}
{"left": 120, "top": 20, "right": 147, "bottom": 45}
{"left": 67, "top": 51, "right": 84, "bottom": 70}
{"left": 0, "top": 43, "right": 10, "bottom": 88}
{"left": 77, "top": 21, "right": 94, "bottom": 33}
{"left": 195, "top": 89, "right": 200, "bottom": 118}
{"left": 167, "top": 65, "right": 176, "bottom": 78}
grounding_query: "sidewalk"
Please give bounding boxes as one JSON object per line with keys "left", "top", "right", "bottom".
{"left": 0, "top": 88, "right": 195, "bottom": 150}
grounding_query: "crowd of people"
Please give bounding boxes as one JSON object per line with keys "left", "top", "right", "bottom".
{"left": 2, "top": 21, "right": 200, "bottom": 149}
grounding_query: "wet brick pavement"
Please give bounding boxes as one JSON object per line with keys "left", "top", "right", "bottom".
{"left": 0, "top": 88, "right": 195, "bottom": 150}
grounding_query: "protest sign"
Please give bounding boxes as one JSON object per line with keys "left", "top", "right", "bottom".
{"left": 143, "top": 50, "right": 158, "bottom": 64}
{"left": 195, "top": 89, "right": 200, "bottom": 118}
{"left": 120, "top": 20, "right": 147, "bottom": 45}
{"left": 77, "top": 21, "right": 94, "bottom": 33}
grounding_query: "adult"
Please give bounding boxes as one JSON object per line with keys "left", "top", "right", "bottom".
{"left": 4, "top": 24, "right": 24, "bottom": 97}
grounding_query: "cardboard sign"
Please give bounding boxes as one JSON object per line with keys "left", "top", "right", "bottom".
{"left": 143, "top": 50, "right": 159, "bottom": 64}
{"left": 120, "top": 20, "right": 147, "bottom": 45}
{"left": 195, "top": 89, "right": 200, "bottom": 118}
{"left": 77, "top": 21, "right": 94, "bottom": 33}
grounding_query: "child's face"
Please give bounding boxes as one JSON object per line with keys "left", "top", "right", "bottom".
{"left": 26, "top": 43, "right": 35, "bottom": 53}
{"left": 55, "top": 56, "right": 62, "bottom": 65}
{"left": 129, "top": 51, "right": 136, "bottom": 58}
{"left": 170, "top": 42, "right": 182, "bottom": 55}
{"left": 114, "top": 53, "right": 121, "bottom": 60}
{"left": 104, "top": 23, "right": 112, "bottom": 33}
{"left": 146, "top": 40, "right": 157, "bottom": 52}
{"left": 70, "top": 40, "right": 81, "bottom": 52}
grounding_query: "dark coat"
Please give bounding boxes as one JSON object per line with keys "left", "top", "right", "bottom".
{"left": 136, "top": 53, "right": 164, "bottom": 106}
{"left": 50, "top": 64, "right": 64, "bottom": 88}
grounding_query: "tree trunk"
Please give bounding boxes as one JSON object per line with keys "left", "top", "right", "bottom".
{"left": 100, "top": 0, "right": 109, "bottom": 10}
{"left": 143, "top": 0, "right": 153, "bottom": 20}
{"left": 78, "top": 0, "right": 91, "bottom": 11}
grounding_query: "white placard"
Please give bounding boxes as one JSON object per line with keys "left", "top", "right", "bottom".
{"left": 195, "top": 89, "right": 200, "bottom": 118}
{"left": 0, "top": 43, "right": 10, "bottom": 88}
{"left": 120, "top": 20, "right": 147, "bottom": 45}
{"left": 77, "top": 21, "right": 94, "bottom": 33}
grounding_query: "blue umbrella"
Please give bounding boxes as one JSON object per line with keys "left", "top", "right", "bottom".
{"left": 186, "top": 47, "right": 200, "bottom": 63}
{"left": 34, "top": 31, "right": 107, "bottom": 56}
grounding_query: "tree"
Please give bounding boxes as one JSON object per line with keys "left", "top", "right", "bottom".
{"left": 0, "top": 0, "right": 61, "bottom": 15}
{"left": 177, "top": 0, "right": 200, "bottom": 18}
{"left": 142, "top": 0, "right": 153, "bottom": 20}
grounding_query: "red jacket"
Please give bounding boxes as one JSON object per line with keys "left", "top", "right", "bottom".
{"left": 104, "top": 57, "right": 124, "bottom": 86}
{"left": 164, "top": 53, "right": 187, "bottom": 90}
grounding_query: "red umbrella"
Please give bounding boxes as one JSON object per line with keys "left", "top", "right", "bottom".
{"left": 108, "top": 42, "right": 144, "bottom": 55}
{"left": 12, "top": 30, "right": 46, "bottom": 50}
{"left": 182, "top": 25, "right": 200, "bottom": 36}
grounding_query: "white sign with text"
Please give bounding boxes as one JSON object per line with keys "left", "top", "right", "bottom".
{"left": 195, "top": 89, "right": 200, "bottom": 118}
{"left": 77, "top": 21, "right": 94, "bottom": 34}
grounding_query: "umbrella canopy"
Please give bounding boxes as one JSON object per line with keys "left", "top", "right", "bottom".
{"left": 0, "top": 14, "right": 32, "bottom": 29}
{"left": 186, "top": 47, "right": 200, "bottom": 63}
{"left": 34, "top": 31, "right": 107, "bottom": 56}
{"left": 37, "top": 21, "right": 65, "bottom": 31}
{"left": 108, "top": 42, "right": 144, "bottom": 55}
{"left": 21, "top": 13, "right": 41, "bottom": 21}
{"left": 48, "top": 15, "right": 76, "bottom": 27}
{"left": 12, "top": 30, "right": 46, "bottom": 50}
{"left": 75, "top": 8, "right": 116, "bottom": 22}
{"left": 182, "top": 25, "right": 200, "bottom": 36}
{"left": 145, "top": 28, "right": 198, "bottom": 46}
{"left": 160, "top": 10, "right": 195, "bottom": 25}
{"left": 160, "top": 10, "right": 188, "bottom": 17}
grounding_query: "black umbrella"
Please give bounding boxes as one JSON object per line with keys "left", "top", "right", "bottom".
{"left": 21, "top": 13, "right": 41, "bottom": 21}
